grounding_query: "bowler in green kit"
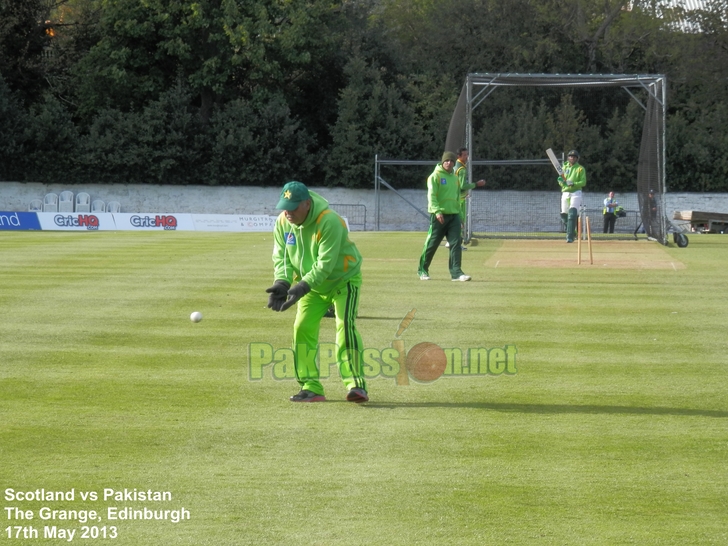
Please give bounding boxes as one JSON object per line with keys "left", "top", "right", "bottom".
{"left": 266, "top": 181, "right": 368, "bottom": 403}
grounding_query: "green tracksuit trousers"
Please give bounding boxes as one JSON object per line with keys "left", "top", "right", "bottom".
{"left": 418, "top": 213, "right": 464, "bottom": 279}
{"left": 291, "top": 274, "right": 366, "bottom": 396}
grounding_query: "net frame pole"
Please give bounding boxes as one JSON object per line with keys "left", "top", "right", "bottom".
{"left": 374, "top": 154, "right": 380, "bottom": 231}
{"left": 465, "top": 77, "right": 474, "bottom": 243}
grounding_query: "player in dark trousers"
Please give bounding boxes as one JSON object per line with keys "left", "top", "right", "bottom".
{"left": 603, "top": 191, "right": 618, "bottom": 233}
{"left": 418, "top": 151, "right": 472, "bottom": 282}
{"left": 266, "top": 181, "right": 368, "bottom": 403}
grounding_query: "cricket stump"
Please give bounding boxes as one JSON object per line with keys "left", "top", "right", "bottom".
{"left": 586, "top": 215, "right": 593, "bottom": 265}
{"left": 577, "top": 216, "right": 582, "bottom": 264}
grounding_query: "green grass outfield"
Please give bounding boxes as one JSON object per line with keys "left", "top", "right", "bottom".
{"left": 1, "top": 231, "right": 727, "bottom": 545}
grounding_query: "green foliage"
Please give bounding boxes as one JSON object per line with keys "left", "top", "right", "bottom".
{"left": 0, "top": 0, "right": 47, "bottom": 103}
{"left": 221, "top": 0, "right": 336, "bottom": 83}
{"left": 71, "top": 0, "right": 215, "bottom": 118}
{"left": 21, "top": 94, "right": 81, "bottom": 183}
{"left": 78, "top": 84, "right": 203, "bottom": 185}
{"left": 379, "top": 0, "right": 577, "bottom": 75}
{"left": 590, "top": 101, "right": 642, "bottom": 191}
{"left": 204, "top": 93, "right": 316, "bottom": 186}
{"left": 70, "top": 0, "right": 343, "bottom": 122}
{"left": 0, "top": 77, "right": 28, "bottom": 181}
{"left": 594, "top": 1, "right": 668, "bottom": 72}
{"left": 667, "top": 102, "right": 728, "bottom": 192}
{"left": 1, "top": 0, "right": 728, "bottom": 190}
{"left": 326, "top": 57, "right": 428, "bottom": 187}
{"left": 404, "top": 72, "right": 461, "bottom": 156}
{"left": 546, "top": 93, "right": 587, "bottom": 152}
{"left": 471, "top": 88, "right": 646, "bottom": 192}
{"left": 476, "top": 99, "right": 549, "bottom": 160}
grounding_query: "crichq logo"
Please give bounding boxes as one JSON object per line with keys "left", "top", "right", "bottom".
{"left": 54, "top": 214, "right": 100, "bottom": 230}
{"left": 130, "top": 215, "right": 178, "bottom": 230}
{"left": 248, "top": 309, "right": 517, "bottom": 385}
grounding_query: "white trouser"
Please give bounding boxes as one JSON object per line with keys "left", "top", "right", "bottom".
{"left": 561, "top": 190, "right": 582, "bottom": 214}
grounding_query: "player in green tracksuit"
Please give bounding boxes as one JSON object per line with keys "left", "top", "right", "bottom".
{"left": 418, "top": 151, "right": 472, "bottom": 281}
{"left": 455, "top": 148, "right": 486, "bottom": 238}
{"left": 559, "top": 150, "right": 587, "bottom": 243}
{"left": 267, "top": 181, "right": 368, "bottom": 403}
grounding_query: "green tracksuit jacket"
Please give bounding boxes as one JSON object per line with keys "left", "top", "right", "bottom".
{"left": 272, "top": 191, "right": 362, "bottom": 294}
{"left": 455, "top": 159, "right": 475, "bottom": 221}
{"left": 427, "top": 163, "right": 462, "bottom": 214}
{"left": 455, "top": 160, "right": 477, "bottom": 196}
{"left": 560, "top": 161, "right": 587, "bottom": 192}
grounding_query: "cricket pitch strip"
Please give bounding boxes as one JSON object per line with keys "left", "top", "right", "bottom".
{"left": 484, "top": 239, "right": 686, "bottom": 270}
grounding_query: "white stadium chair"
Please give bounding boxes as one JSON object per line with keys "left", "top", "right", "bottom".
{"left": 75, "top": 192, "right": 91, "bottom": 213}
{"left": 58, "top": 191, "right": 74, "bottom": 212}
{"left": 106, "top": 201, "right": 121, "bottom": 213}
{"left": 28, "top": 199, "right": 43, "bottom": 212}
{"left": 91, "top": 200, "right": 106, "bottom": 213}
{"left": 43, "top": 193, "right": 58, "bottom": 212}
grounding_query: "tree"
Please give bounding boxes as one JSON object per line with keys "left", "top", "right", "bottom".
{"left": 204, "top": 92, "right": 316, "bottom": 186}
{"left": 378, "top": 0, "right": 575, "bottom": 76}
{"left": 3, "top": 0, "right": 728, "bottom": 191}
{"left": 20, "top": 94, "right": 80, "bottom": 183}
{"left": 78, "top": 83, "right": 203, "bottom": 185}
{"left": 0, "top": 76, "right": 29, "bottom": 180}
{"left": 0, "top": 0, "right": 48, "bottom": 102}
{"left": 326, "top": 57, "right": 428, "bottom": 187}
{"left": 70, "top": 0, "right": 345, "bottom": 124}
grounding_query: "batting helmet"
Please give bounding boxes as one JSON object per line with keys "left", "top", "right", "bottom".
{"left": 567, "top": 150, "right": 580, "bottom": 158}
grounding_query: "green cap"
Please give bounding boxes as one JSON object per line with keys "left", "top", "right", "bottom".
{"left": 276, "top": 181, "right": 310, "bottom": 211}
{"left": 442, "top": 151, "right": 457, "bottom": 163}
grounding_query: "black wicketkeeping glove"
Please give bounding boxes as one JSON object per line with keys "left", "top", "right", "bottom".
{"left": 265, "top": 280, "right": 291, "bottom": 312}
{"left": 279, "top": 281, "right": 311, "bottom": 312}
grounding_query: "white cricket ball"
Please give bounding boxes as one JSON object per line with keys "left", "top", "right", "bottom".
{"left": 190, "top": 311, "right": 203, "bottom": 323}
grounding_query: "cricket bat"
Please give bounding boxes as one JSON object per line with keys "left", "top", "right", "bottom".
{"left": 546, "top": 148, "right": 564, "bottom": 177}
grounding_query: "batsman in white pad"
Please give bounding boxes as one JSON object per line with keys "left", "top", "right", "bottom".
{"left": 554, "top": 149, "right": 587, "bottom": 243}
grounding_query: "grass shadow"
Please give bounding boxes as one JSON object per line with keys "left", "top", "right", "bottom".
{"left": 362, "top": 401, "right": 728, "bottom": 418}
